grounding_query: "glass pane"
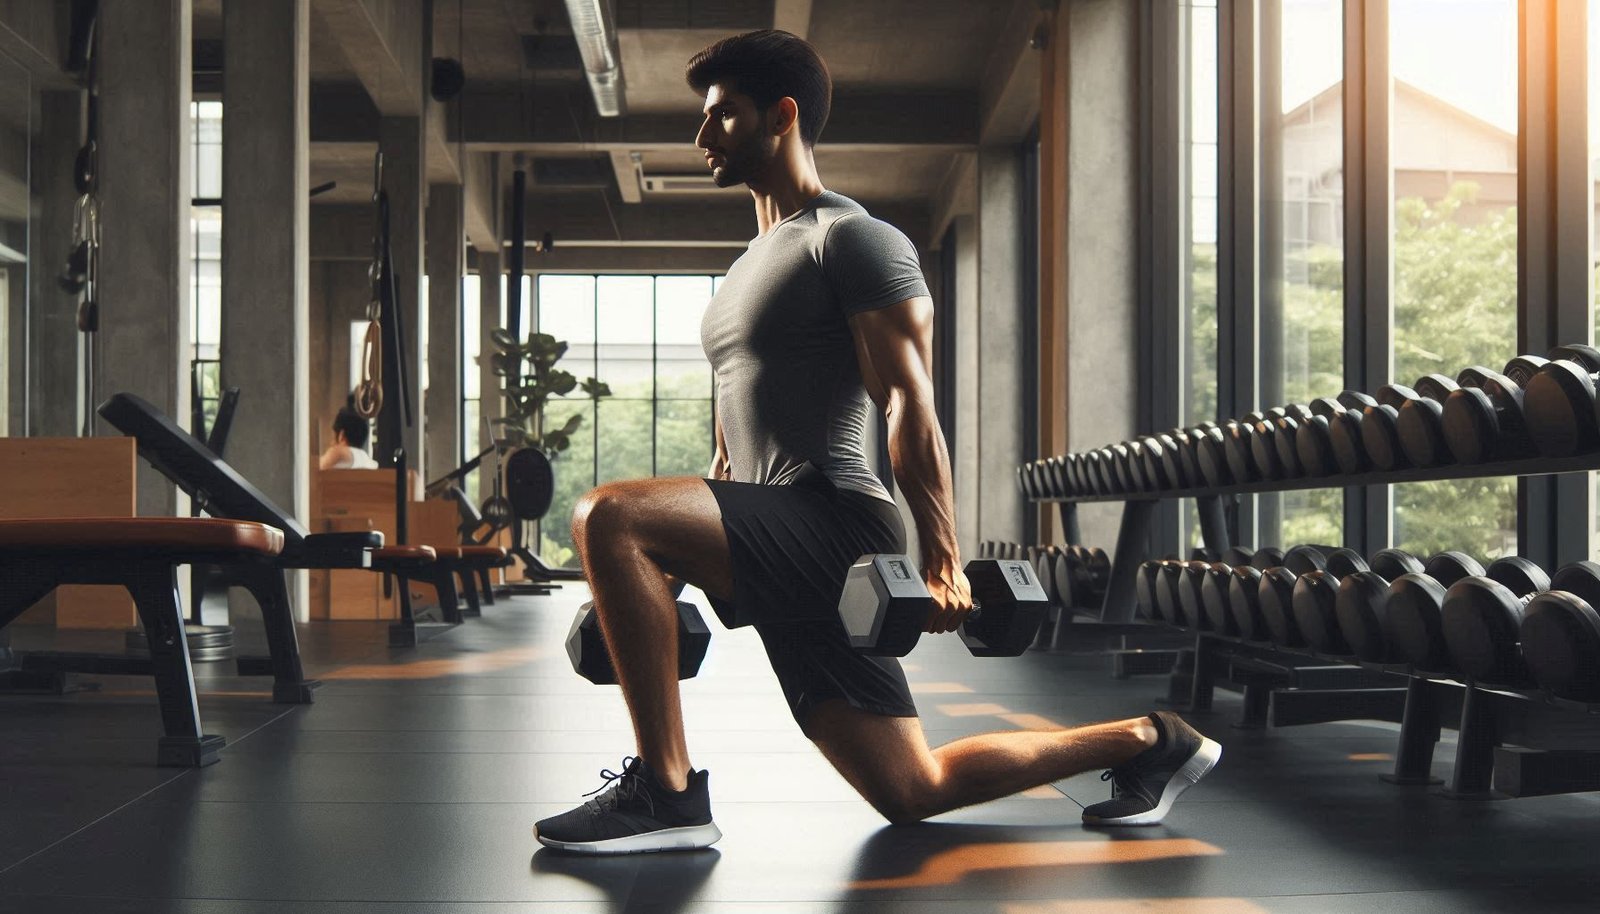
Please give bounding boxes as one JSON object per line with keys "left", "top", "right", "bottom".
{"left": 1184, "top": 0, "right": 1220, "bottom": 548}
{"left": 597, "top": 356, "right": 653, "bottom": 400}
{"left": 463, "top": 274, "right": 480, "bottom": 400}
{"left": 1390, "top": 0, "right": 1518, "bottom": 560}
{"left": 462, "top": 398, "right": 480, "bottom": 499}
{"left": 1186, "top": 0, "right": 1219, "bottom": 428}
{"left": 192, "top": 205, "right": 222, "bottom": 360}
{"left": 655, "top": 275, "right": 712, "bottom": 345}
{"left": 657, "top": 349, "right": 712, "bottom": 399}
{"left": 1265, "top": 0, "right": 1344, "bottom": 547}
{"left": 541, "top": 400, "right": 595, "bottom": 569}
{"left": 537, "top": 274, "right": 593, "bottom": 343}
{"left": 596, "top": 399, "right": 654, "bottom": 482}
{"left": 656, "top": 399, "right": 714, "bottom": 477}
{"left": 597, "top": 275, "right": 655, "bottom": 345}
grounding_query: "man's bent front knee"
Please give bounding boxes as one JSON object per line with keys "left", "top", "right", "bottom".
{"left": 571, "top": 484, "right": 634, "bottom": 550}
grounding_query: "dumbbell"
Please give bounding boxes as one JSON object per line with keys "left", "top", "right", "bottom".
{"left": 566, "top": 592, "right": 712, "bottom": 685}
{"left": 1150, "top": 559, "right": 1188, "bottom": 625}
{"left": 1193, "top": 422, "right": 1232, "bottom": 488}
{"left": 1386, "top": 374, "right": 1460, "bottom": 470}
{"left": 1215, "top": 547, "right": 1288, "bottom": 640}
{"left": 1330, "top": 549, "right": 1432, "bottom": 662}
{"left": 1255, "top": 545, "right": 1333, "bottom": 648}
{"left": 1135, "top": 437, "right": 1176, "bottom": 490}
{"left": 1349, "top": 378, "right": 1434, "bottom": 472}
{"left": 1156, "top": 430, "right": 1195, "bottom": 489}
{"left": 1440, "top": 357, "right": 1547, "bottom": 464}
{"left": 1521, "top": 344, "right": 1600, "bottom": 457}
{"left": 1189, "top": 546, "right": 1275, "bottom": 634}
{"left": 1171, "top": 559, "right": 1217, "bottom": 631}
{"left": 1250, "top": 405, "right": 1313, "bottom": 481}
{"left": 1375, "top": 551, "right": 1485, "bottom": 669}
{"left": 1055, "top": 546, "right": 1110, "bottom": 609}
{"left": 1326, "top": 390, "right": 1388, "bottom": 474}
{"left": 1223, "top": 412, "right": 1274, "bottom": 484}
{"left": 1520, "top": 560, "right": 1600, "bottom": 701}
{"left": 1136, "top": 560, "right": 1165, "bottom": 621}
{"left": 1290, "top": 548, "right": 1425, "bottom": 656}
{"left": 1035, "top": 545, "right": 1064, "bottom": 608}
{"left": 1441, "top": 556, "right": 1552, "bottom": 684}
{"left": 1299, "top": 392, "right": 1379, "bottom": 477}
{"left": 839, "top": 555, "right": 1049, "bottom": 657}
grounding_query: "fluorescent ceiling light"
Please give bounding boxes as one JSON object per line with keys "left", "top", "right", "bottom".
{"left": 562, "top": 0, "right": 627, "bottom": 117}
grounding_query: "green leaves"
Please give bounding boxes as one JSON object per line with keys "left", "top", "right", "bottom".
{"left": 489, "top": 326, "right": 611, "bottom": 460}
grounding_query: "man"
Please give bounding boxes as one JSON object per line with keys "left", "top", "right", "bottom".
{"left": 534, "top": 29, "right": 1219, "bottom": 856}
{"left": 318, "top": 405, "right": 378, "bottom": 470}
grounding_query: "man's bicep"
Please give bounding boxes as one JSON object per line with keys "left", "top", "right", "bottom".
{"left": 848, "top": 296, "right": 935, "bottom": 409}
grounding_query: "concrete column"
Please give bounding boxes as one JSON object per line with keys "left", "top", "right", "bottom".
{"left": 377, "top": 116, "right": 426, "bottom": 472}
{"left": 29, "top": 91, "right": 86, "bottom": 437}
{"left": 950, "top": 215, "right": 981, "bottom": 556}
{"left": 476, "top": 248, "right": 503, "bottom": 449}
{"left": 222, "top": 0, "right": 310, "bottom": 618}
{"left": 976, "top": 152, "right": 1027, "bottom": 550}
{"left": 1065, "top": 0, "right": 1138, "bottom": 550}
{"left": 96, "top": 0, "right": 191, "bottom": 516}
{"left": 425, "top": 183, "right": 462, "bottom": 480}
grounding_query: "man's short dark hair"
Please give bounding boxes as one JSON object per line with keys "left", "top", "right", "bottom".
{"left": 333, "top": 407, "right": 370, "bottom": 450}
{"left": 685, "top": 29, "right": 832, "bottom": 148}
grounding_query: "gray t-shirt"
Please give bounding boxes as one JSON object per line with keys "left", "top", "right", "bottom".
{"left": 701, "top": 191, "right": 930, "bottom": 504}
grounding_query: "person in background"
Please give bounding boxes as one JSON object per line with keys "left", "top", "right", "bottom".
{"left": 318, "top": 406, "right": 378, "bottom": 470}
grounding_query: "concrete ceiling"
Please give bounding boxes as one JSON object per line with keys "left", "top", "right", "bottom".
{"left": 244, "top": 0, "right": 1031, "bottom": 245}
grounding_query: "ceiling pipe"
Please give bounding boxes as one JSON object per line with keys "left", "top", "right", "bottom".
{"left": 562, "top": 0, "right": 627, "bottom": 117}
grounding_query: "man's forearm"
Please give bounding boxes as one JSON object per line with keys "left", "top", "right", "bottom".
{"left": 886, "top": 391, "right": 959, "bottom": 570}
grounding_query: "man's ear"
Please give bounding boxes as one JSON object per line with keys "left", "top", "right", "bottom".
{"left": 771, "top": 96, "right": 800, "bottom": 138}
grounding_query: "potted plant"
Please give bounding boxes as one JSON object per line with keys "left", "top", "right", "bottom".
{"left": 488, "top": 329, "right": 612, "bottom": 457}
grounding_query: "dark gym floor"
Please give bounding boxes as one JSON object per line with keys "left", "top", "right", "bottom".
{"left": 2, "top": 581, "right": 1599, "bottom": 913}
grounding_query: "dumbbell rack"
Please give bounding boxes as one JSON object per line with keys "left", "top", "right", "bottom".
{"left": 1029, "top": 448, "right": 1600, "bottom": 800}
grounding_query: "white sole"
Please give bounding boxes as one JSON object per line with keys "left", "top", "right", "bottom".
{"left": 1082, "top": 737, "right": 1223, "bottom": 827}
{"left": 535, "top": 821, "right": 723, "bottom": 855}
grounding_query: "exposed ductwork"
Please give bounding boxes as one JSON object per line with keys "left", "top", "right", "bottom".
{"left": 562, "top": 0, "right": 627, "bottom": 117}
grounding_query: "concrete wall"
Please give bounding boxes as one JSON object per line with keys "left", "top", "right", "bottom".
{"left": 309, "top": 259, "right": 373, "bottom": 455}
{"left": 976, "top": 151, "right": 1028, "bottom": 549}
{"left": 1063, "top": 0, "right": 1139, "bottom": 550}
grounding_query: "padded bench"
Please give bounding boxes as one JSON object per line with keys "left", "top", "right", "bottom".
{"left": 0, "top": 517, "right": 284, "bottom": 767}
{"left": 98, "top": 393, "right": 483, "bottom": 647}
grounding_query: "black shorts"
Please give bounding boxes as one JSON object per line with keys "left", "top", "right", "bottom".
{"left": 701, "top": 465, "right": 919, "bottom": 734}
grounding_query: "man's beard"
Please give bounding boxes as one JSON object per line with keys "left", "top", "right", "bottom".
{"left": 711, "top": 132, "right": 772, "bottom": 188}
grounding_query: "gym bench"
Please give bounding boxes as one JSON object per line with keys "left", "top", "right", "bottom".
{"left": 0, "top": 517, "right": 284, "bottom": 767}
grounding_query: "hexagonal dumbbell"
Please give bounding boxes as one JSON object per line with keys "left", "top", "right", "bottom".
{"left": 566, "top": 597, "right": 712, "bottom": 685}
{"left": 838, "top": 555, "right": 1049, "bottom": 657}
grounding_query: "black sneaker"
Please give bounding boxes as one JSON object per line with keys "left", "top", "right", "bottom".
{"left": 534, "top": 756, "right": 722, "bottom": 855}
{"left": 1081, "top": 712, "right": 1221, "bottom": 826}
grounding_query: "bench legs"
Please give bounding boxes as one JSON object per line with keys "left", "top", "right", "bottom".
{"left": 236, "top": 566, "right": 320, "bottom": 705}
{"left": 125, "top": 567, "right": 224, "bottom": 768}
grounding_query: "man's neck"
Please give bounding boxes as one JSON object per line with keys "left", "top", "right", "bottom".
{"left": 747, "top": 149, "right": 826, "bottom": 236}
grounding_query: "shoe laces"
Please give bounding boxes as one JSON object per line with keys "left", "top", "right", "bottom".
{"left": 1101, "top": 756, "right": 1153, "bottom": 801}
{"left": 582, "top": 756, "right": 655, "bottom": 817}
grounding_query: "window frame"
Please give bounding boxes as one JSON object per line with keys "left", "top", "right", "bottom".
{"left": 1145, "top": 0, "right": 1593, "bottom": 565}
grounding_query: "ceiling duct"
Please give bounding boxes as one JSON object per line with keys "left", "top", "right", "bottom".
{"left": 562, "top": 0, "right": 627, "bottom": 117}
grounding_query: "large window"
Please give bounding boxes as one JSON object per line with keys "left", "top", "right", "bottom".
{"left": 1389, "top": 0, "right": 1518, "bottom": 560}
{"left": 535, "top": 274, "right": 720, "bottom": 568}
{"left": 1264, "top": 0, "right": 1344, "bottom": 547}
